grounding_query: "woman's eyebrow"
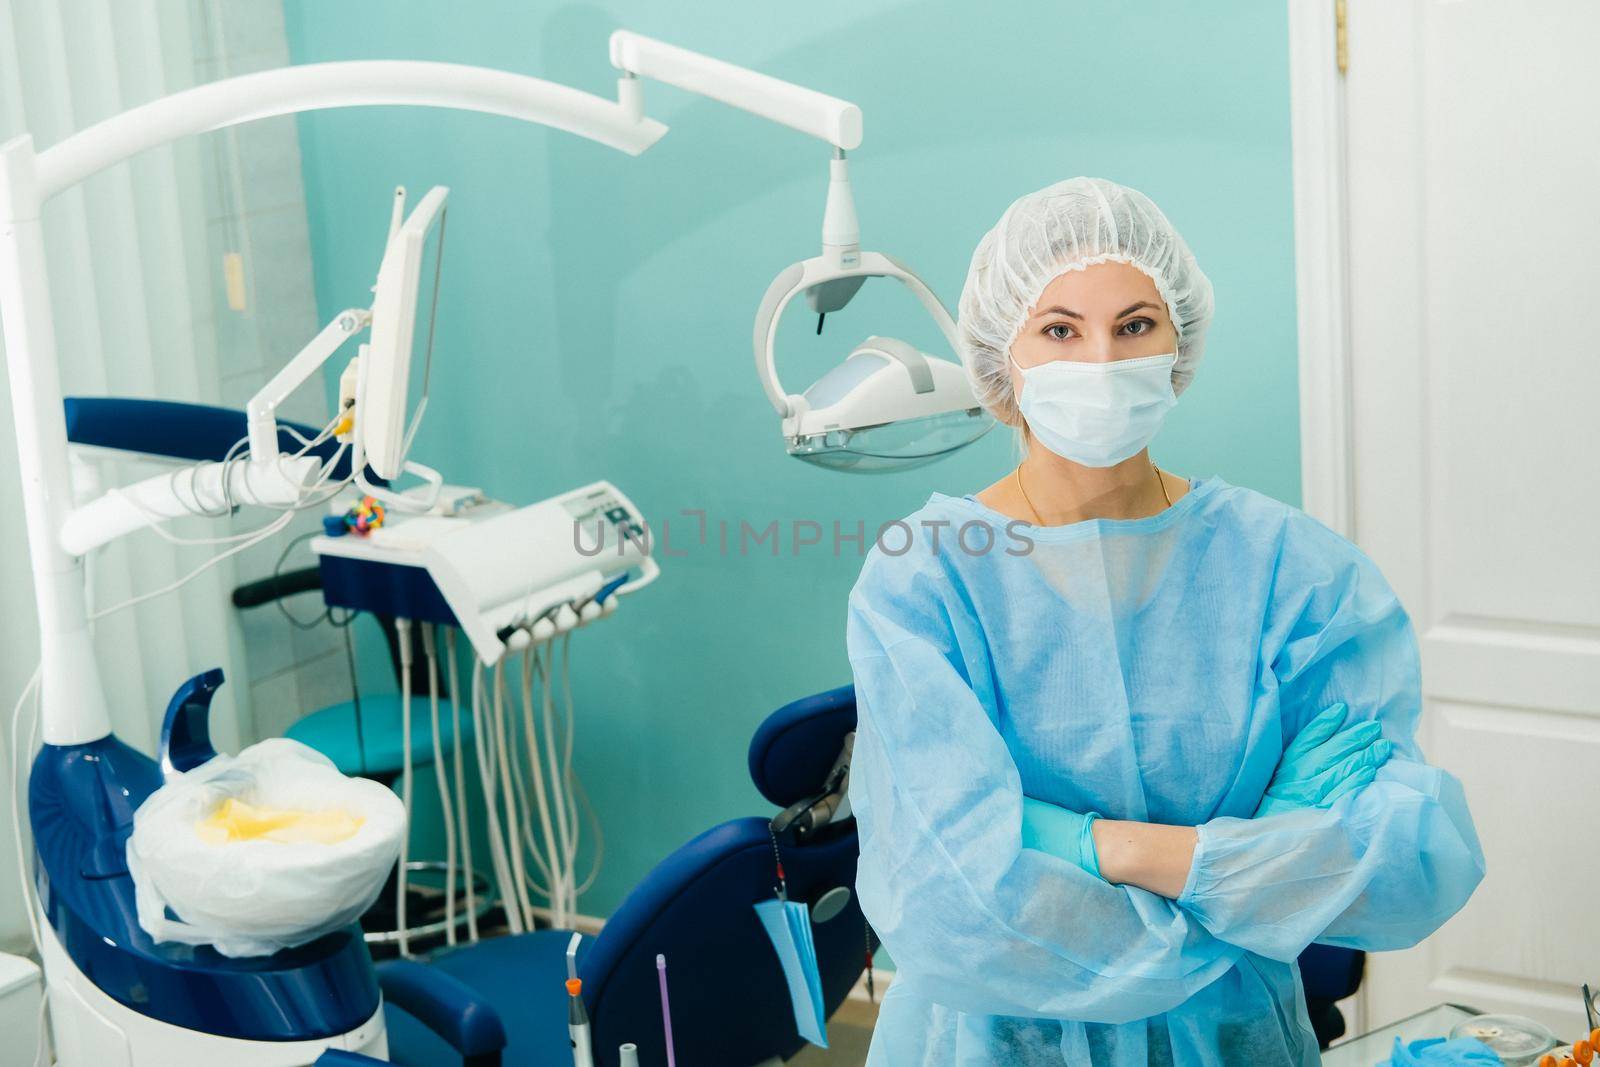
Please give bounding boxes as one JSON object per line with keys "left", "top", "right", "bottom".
{"left": 1031, "top": 301, "right": 1161, "bottom": 320}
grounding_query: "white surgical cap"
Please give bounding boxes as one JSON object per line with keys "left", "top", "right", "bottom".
{"left": 956, "top": 176, "right": 1214, "bottom": 425}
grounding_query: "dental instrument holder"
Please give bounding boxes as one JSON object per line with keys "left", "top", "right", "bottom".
{"left": 312, "top": 480, "right": 658, "bottom": 666}
{"left": 768, "top": 731, "right": 853, "bottom": 844}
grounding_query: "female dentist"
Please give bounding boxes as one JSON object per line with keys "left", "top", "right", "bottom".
{"left": 845, "top": 177, "right": 1485, "bottom": 1065}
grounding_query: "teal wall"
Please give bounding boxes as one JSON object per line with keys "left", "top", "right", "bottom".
{"left": 282, "top": 0, "right": 1298, "bottom": 920}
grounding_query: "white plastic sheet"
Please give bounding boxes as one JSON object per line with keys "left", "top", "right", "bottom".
{"left": 126, "top": 737, "right": 405, "bottom": 958}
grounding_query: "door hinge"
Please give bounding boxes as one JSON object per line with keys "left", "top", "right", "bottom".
{"left": 1335, "top": 0, "right": 1349, "bottom": 75}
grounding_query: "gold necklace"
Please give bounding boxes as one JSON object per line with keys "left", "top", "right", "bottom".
{"left": 1014, "top": 460, "right": 1170, "bottom": 525}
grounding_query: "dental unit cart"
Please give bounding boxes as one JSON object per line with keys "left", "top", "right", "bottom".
{"left": 313, "top": 482, "right": 656, "bottom": 665}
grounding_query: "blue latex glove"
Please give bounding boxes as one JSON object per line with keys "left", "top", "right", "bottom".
{"left": 1020, "top": 797, "right": 1102, "bottom": 878}
{"left": 1255, "top": 702, "right": 1395, "bottom": 818}
{"left": 1384, "top": 1035, "right": 1502, "bottom": 1065}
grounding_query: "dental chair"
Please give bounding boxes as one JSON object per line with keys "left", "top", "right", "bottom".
{"left": 369, "top": 683, "right": 865, "bottom": 1067}
{"left": 64, "top": 396, "right": 478, "bottom": 947}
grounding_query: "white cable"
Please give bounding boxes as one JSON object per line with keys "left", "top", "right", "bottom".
{"left": 558, "top": 634, "right": 604, "bottom": 896}
{"left": 571, "top": 772, "right": 605, "bottom": 897}
{"left": 421, "top": 624, "right": 457, "bottom": 946}
{"left": 280, "top": 411, "right": 343, "bottom": 455}
{"left": 515, "top": 652, "right": 560, "bottom": 895}
{"left": 492, "top": 661, "right": 535, "bottom": 929}
{"left": 469, "top": 661, "right": 521, "bottom": 934}
{"left": 146, "top": 410, "right": 343, "bottom": 524}
{"left": 13, "top": 666, "right": 55, "bottom": 1067}
{"left": 89, "top": 509, "right": 293, "bottom": 621}
{"left": 506, "top": 693, "right": 557, "bottom": 894}
{"left": 538, "top": 642, "right": 575, "bottom": 923}
{"left": 467, "top": 663, "right": 506, "bottom": 930}
{"left": 10, "top": 664, "right": 44, "bottom": 955}
{"left": 445, "top": 630, "right": 478, "bottom": 941}
{"left": 550, "top": 642, "right": 581, "bottom": 903}
{"left": 501, "top": 658, "right": 546, "bottom": 925}
{"left": 521, "top": 645, "right": 567, "bottom": 925}
{"left": 31, "top": 975, "right": 48, "bottom": 1067}
{"left": 395, "top": 618, "right": 413, "bottom": 957}
{"left": 557, "top": 638, "right": 580, "bottom": 848}
{"left": 113, "top": 487, "right": 297, "bottom": 546}
{"left": 290, "top": 441, "right": 356, "bottom": 511}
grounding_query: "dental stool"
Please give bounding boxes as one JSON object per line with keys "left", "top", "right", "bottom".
{"left": 380, "top": 683, "right": 865, "bottom": 1067}
{"left": 232, "top": 570, "right": 468, "bottom": 780}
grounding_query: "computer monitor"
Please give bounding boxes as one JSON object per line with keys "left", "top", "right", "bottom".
{"left": 363, "top": 185, "right": 448, "bottom": 481}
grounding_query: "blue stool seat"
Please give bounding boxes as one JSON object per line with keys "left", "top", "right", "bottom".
{"left": 384, "top": 931, "right": 581, "bottom": 1067}
{"left": 286, "top": 694, "right": 470, "bottom": 778}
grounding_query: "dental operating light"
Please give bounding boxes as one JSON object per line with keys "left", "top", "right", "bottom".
{"left": 753, "top": 245, "right": 994, "bottom": 472}
{"left": 608, "top": 31, "right": 993, "bottom": 472}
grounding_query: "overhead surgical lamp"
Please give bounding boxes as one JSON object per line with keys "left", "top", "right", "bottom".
{"left": 754, "top": 242, "right": 993, "bottom": 472}
{"left": 609, "top": 33, "right": 994, "bottom": 472}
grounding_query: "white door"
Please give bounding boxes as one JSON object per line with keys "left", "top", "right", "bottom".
{"left": 1301, "top": 0, "right": 1600, "bottom": 1039}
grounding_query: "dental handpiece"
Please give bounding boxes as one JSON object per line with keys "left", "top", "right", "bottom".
{"left": 567, "top": 977, "right": 594, "bottom": 1067}
{"left": 567, "top": 933, "right": 594, "bottom": 1067}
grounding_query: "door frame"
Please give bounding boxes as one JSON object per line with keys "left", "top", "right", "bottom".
{"left": 1287, "top": 0, "right": 1368, "bottom": 1038}
{"left": 1288, "top": 0, "right": 1354, "bottom": 539}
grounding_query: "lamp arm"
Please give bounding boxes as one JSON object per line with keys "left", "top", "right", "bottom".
{"left": 608, "top": 31, "right": 861, "bottom": 151}
{"left": 35, "top": 61, "right": 668, "bottom": 200}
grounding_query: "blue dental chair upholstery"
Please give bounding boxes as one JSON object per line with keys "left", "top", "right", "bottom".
{"left": 382, "top": 684, "right": 865, "bottom": 1067}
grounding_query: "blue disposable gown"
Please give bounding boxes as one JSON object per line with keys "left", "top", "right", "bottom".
{"left": 845, "top": 476, "right": 1484, "bottom": 1066}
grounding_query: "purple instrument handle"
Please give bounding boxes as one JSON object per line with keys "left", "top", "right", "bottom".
{"left": 657, "top": 954, "right": 677, "bottom": 1067}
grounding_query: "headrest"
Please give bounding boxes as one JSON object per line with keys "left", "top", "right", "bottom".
{"left": 746, "top": 685, "right": 856, "bottom": 808}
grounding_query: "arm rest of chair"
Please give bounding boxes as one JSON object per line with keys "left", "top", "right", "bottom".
{"left": 377, "top": 959, "right": 507, "bottom": 1064}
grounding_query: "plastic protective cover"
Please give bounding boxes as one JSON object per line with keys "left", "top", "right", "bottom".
{"left": 126, "top": 738, "right": 404, "bottom": 958}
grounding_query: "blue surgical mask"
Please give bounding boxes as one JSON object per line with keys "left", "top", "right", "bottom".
{"left": 1009, "top": 351, "right": 1178, "bottom": 467}
{"left": 753, "top": 896, "right": 828, "bottom": 1048}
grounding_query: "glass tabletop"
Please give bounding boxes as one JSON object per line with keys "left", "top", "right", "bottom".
{"left": 1320, "top": 1003, "right": 1482, "bottom": 1066}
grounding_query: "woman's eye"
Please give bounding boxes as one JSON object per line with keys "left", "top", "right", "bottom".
{"left": 1045, "top": 324, "right": 1074, "bottom": 340}
{"left": 1119, "top": 317, "right": 1155, "bottom": 336}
